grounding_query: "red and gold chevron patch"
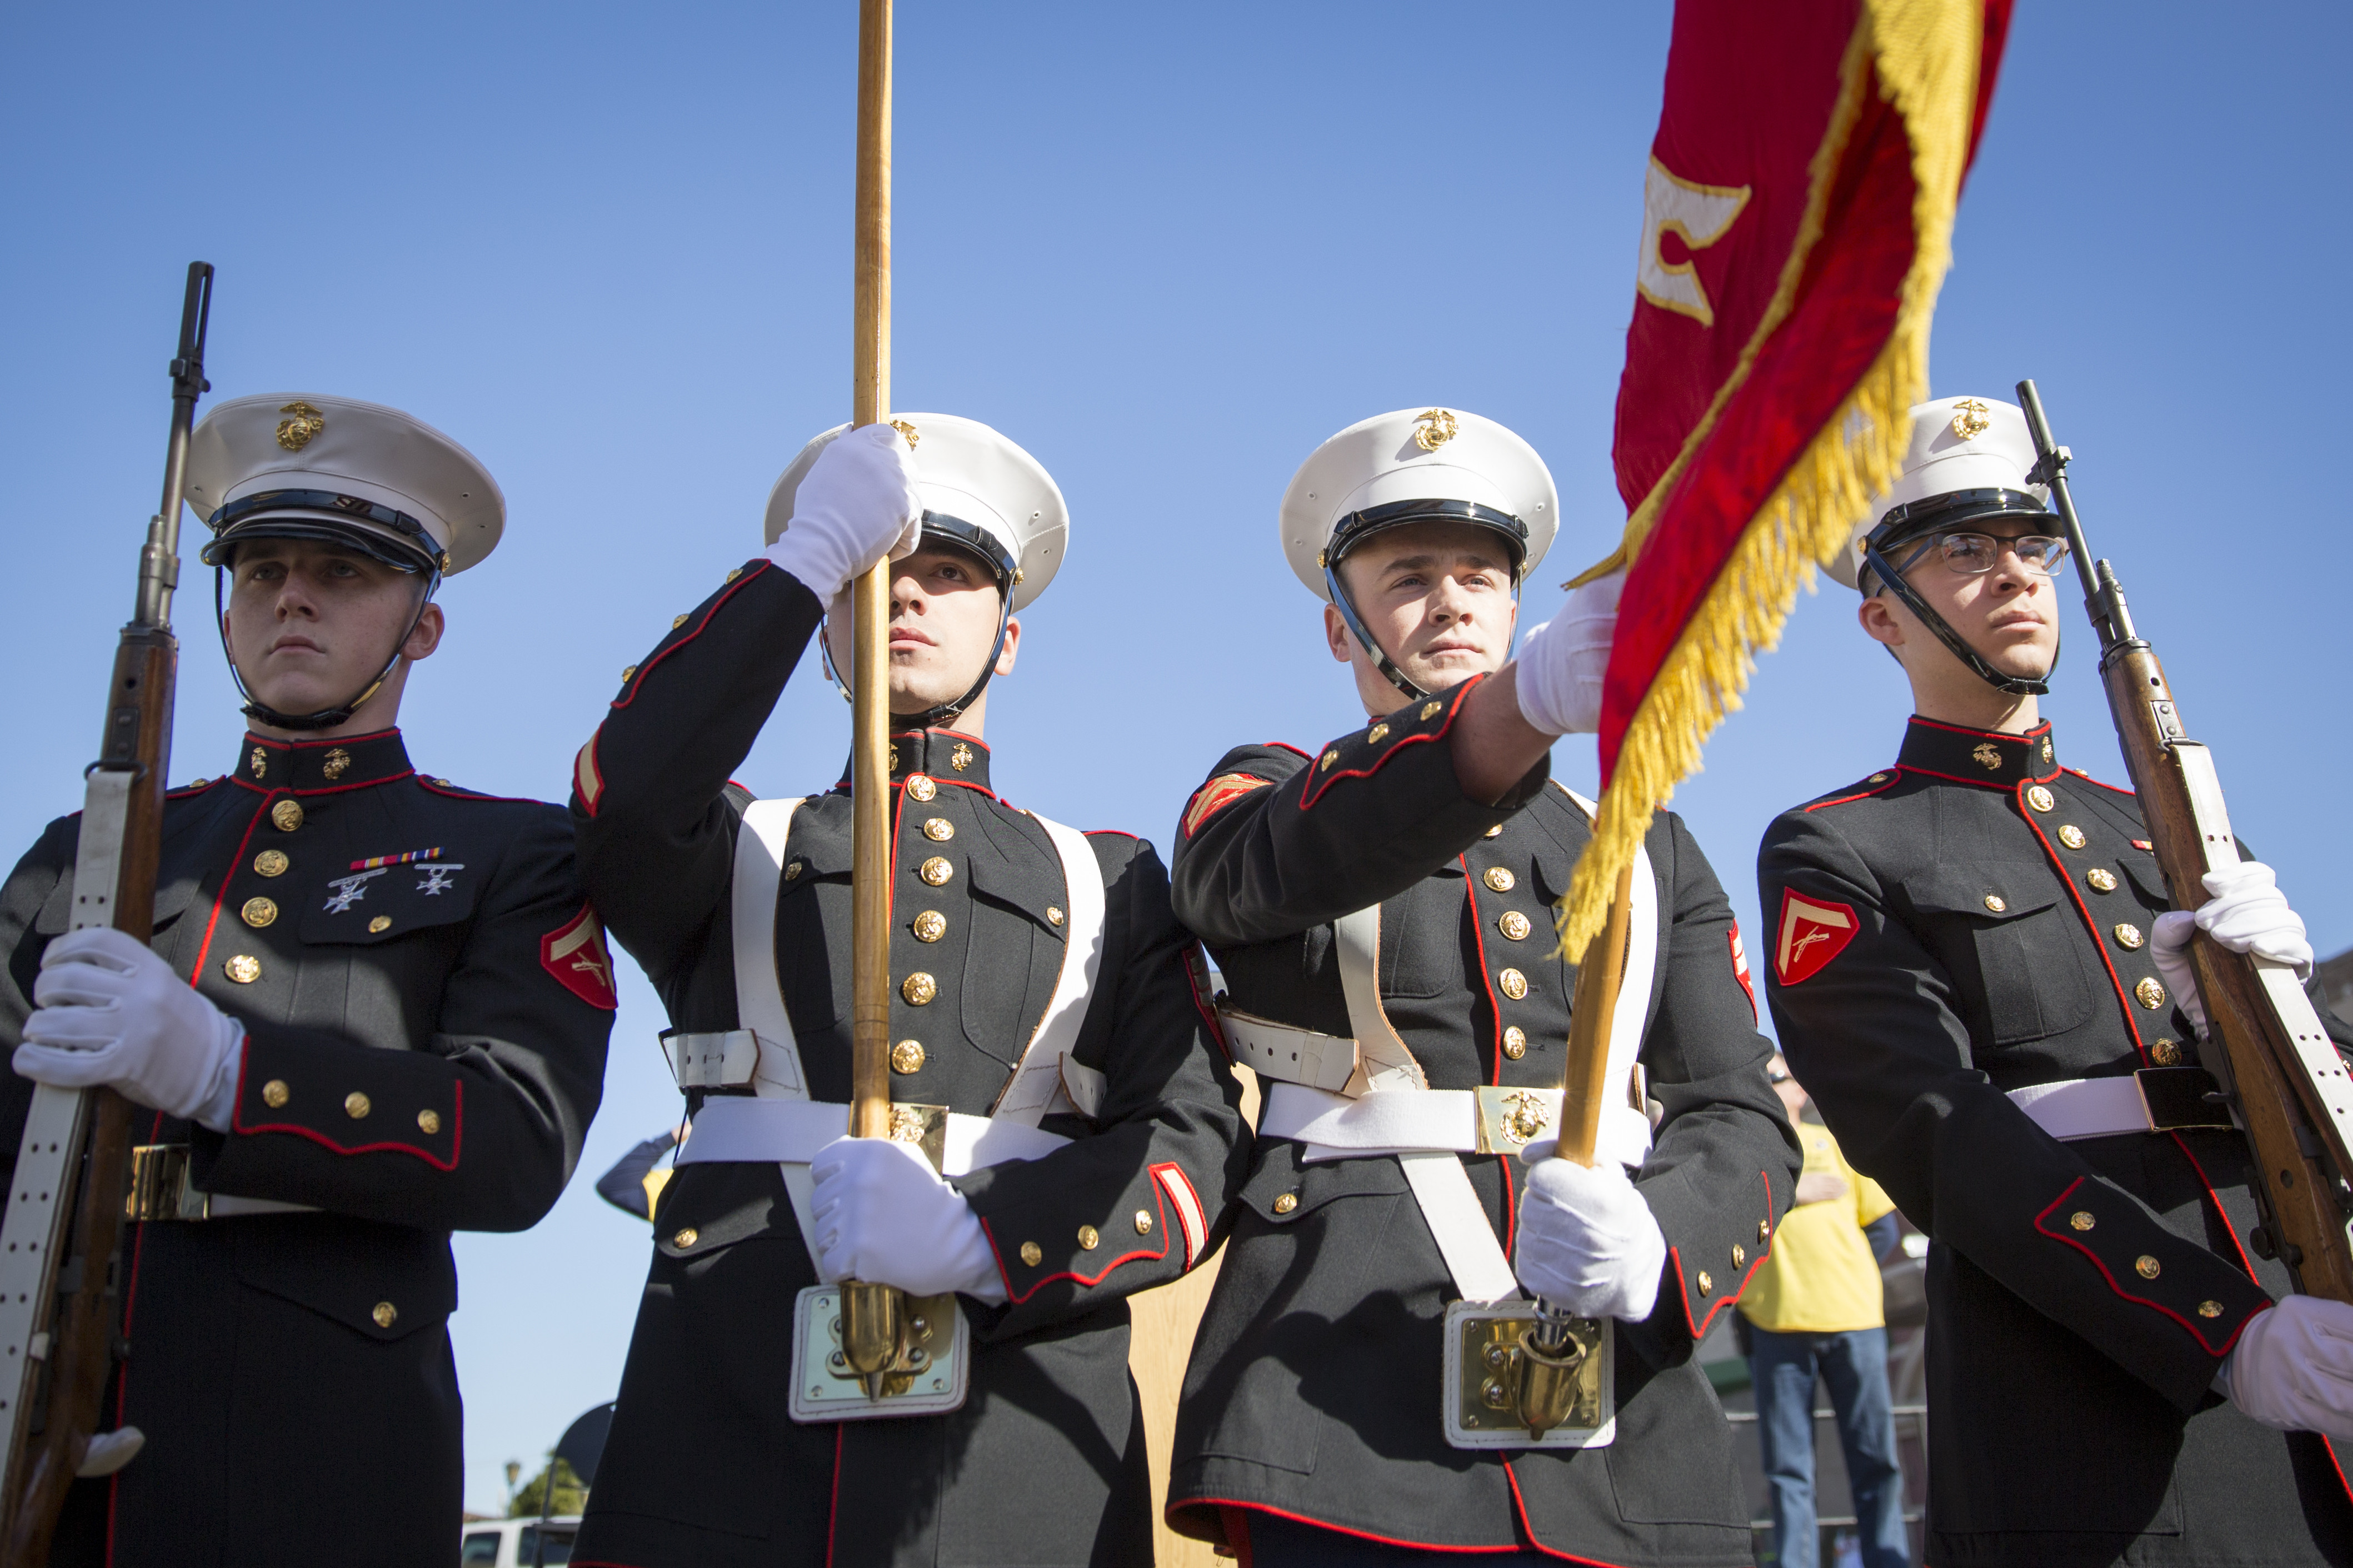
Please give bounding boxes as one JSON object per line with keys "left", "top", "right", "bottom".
{"left": 542, "top": 905, "right": 618, "bottom": 1010}
{"left": 1182, "top": 773, "right": 1270, "bottom": 838}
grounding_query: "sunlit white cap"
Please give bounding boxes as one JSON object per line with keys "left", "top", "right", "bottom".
{"left": 186, "top": 393, "right": 503, "bottom": 574}
{"left": 1830, "top": 396, "right": 2050, "bottom": 588}
{"left": 765, "top": 413, "right": 1067, "bottom": 612}
{"left": 1279, "top": 408, "right": 1557, "bottom": 599}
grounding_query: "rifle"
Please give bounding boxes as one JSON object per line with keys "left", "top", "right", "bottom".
{"left": 2016, "top": 378, "right": 2353, "bottom": 1303}
{"left": 0, "top": 262, "right": 213, "bottom": 1562}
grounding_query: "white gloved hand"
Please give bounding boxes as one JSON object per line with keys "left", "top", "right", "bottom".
{"left": 765, "top": 422, "right": 925, "bottom": 604}
{"left": 1513, "top": 1157, "right": 1667, "bottom": 1322}
{"left": 2217, "top": 1295, "right": 2353, "bottom": 1443}
{"left": 2151, "top": 860, "right": 2312, "bottom": 1039}
{"left": 810, "top": 1135, "right": 1007, "bottom": 1304}
{"left": 17, "top": 927, "right": 243, "bottom": 1131}
{"left": 1512, "top": 570, "right": 1622, "bottom": 737}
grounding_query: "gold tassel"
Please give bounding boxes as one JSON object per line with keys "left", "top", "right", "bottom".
{"left": 1558, "top": 0, "right": 1984, "bottom": 958}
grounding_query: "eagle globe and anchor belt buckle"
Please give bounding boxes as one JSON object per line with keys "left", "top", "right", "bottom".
{"left": 788, "top": 1103, "right": 972, "bottom": 1424}
{"left": 1442, "top": 1086, "right": 1617, "bottom": 1450}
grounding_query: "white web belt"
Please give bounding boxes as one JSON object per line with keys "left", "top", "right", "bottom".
{"left": 662, "top": 794, "right": 1104, "bottom": 1269}
{"left": 1236, "top": 786, "right": 1658, "bottom": 1305}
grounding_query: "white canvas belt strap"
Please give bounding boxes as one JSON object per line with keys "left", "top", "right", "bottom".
{"left": 689, "top": 796, "right": 1097, "bottom": 1269}
{"left": 2008, "top": 1068, "right": 2233, "bottom": 1141}
{"left": 991, "top": 814, "right": 1111, "bottom": 1125}
{"left": 1259, "top": 1082, "right": 1655, "bottom": 1170}
{"left": 676, "top": 1099, "right": 1069, "bottom": 1174}
{"left": 1247, "top": 791, "right": 1662, "bottom": 1304}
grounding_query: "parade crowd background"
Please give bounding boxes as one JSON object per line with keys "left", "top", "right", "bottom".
{"left": 2, "top": 0, "right": 2345, "bottom": 1516}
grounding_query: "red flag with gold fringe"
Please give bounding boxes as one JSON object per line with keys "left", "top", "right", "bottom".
{"left": 1557, "top": 0, "right": 2014, "bottom": 954}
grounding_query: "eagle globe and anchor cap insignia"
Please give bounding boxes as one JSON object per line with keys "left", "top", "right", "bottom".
{"left": 1776, "top": 889, "right": 1858, "bottom": 986}
{"left": 276, "top": 402, "right": 327, "bottom": 451}
{"left": 1950, "top": 398, "right": 1993, "bottom": 440}
{"left": 1412, "top": 408, "right": 1458, "bottom": 451}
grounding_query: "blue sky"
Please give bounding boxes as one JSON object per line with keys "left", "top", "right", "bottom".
{"left": 4, "top": 1, "right": 2346, "bottom": 1517}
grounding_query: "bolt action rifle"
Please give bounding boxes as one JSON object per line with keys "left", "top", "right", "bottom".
{"left": 2016, "top": 378, "right": 2353, "bottom": 1303}
{"left": 0, "top": 262, "right": 213, "bottom": 1564}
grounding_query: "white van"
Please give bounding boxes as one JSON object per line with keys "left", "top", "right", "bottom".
{"left": 457, "top": 1516, "right": 580, "bottom": 1566}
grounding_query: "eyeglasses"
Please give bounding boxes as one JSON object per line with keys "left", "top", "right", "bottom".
{"left": 1900, "top": 531, "right": 2070, "bottom": 578}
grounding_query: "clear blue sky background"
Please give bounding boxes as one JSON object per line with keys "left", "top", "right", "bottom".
{"left": 3, "top": 1, "right": 2345, "bottom": 1518}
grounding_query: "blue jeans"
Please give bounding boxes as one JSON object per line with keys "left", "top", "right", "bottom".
{"left": 1750, "top": 1324, "right": 1909, "bottom": 1568}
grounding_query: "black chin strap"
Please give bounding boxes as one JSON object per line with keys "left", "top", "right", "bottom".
{"left": 1862, "top": 541, "right": 2052, "bottom": 698}
{"left": 819, "top": 592, "right": 1015, "bottom": 730}
{"left": 218, "top": 565, "right": 441, "bottom": 732}
{"left": 1323, "top": 558, "right": 1523, "bottom": 704}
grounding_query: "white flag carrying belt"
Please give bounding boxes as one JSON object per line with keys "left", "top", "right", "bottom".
{"left": 1233, "top": 784, "right": 1659, "bottom": 1304}
{"left": 675, "top": 796, "right": 1105, "bottom": 1270}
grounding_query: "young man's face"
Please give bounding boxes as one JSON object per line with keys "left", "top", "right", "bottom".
{"left": 221, "top": 538, "right": 442, "bottom": 721}
{"left": 1324, "top": 520, "right": 1518, "bottom": 717}
{"left": 822, "top": 542, "right": 1019, "bottom": 719}
{"left": 1860, "top": 520, "right": 2063, "bottom": 693}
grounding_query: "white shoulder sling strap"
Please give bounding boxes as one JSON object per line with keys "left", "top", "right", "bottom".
{"left": 678, "top": 796, "right": 1102, "bottom": 1268}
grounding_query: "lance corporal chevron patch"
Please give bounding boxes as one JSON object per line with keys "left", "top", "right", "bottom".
{"left": 1775, "top": 889, "right": 1857, "bottom": 986}
{"left": 542, "top": 905, "right": 618, "bottom": 1010}
{"left": 1183, "top": 772, "right": 1270, "bottom": 838}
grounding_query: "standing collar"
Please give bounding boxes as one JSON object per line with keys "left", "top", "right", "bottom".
{"left": 835, "top": 728, "right": 993, "bottom": 793}
{"left": 233, "top": 729, "right": 415, "bottom": 792}
{"left": 1896, "top": 716, "right": 2060, "bottom": 788}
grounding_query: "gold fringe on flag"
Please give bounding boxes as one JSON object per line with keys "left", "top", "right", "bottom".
{"left": 1558, "top": 0, "right": 1987, "bottom": 959}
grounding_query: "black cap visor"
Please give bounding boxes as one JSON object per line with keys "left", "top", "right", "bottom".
{"left": 1326, "top": 497, "right": 1528, "bottom": 579}
{"left": 201, "top": 489, "right": 444, "bottom": 574}
{"left": 1865, "top": 486, "right": 2056, "bottom": 565}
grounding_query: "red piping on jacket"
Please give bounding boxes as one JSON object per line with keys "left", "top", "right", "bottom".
{"left": 981, "top": 1179, "right": 1173, "bottom": 1304}
{"left": 2165, "top": 1129, "right": 2262, "bottom": 1282}
{"left": 1296, "top": 675, "right": 1481, "bottom": 810}
{"left": 2015, "top": 793, "right": 2150, "bottom": 1065}
{"left": 189, "top": 796, "right": 271, "bottom": 983}
{"left": 610, "top": 559, "right": 776, "bottom": 709}
{"left": 1665, "top": 1169, "right": 1775, "bottom": 1337}
{"left": 1177, "top": 1497, "right": 1530, "bottom": 1555}
{"left": 1802, "top": 773, "right": 1902, "bottom": 813}
{"left": 2032, "top": 1177, "right": 2261, "bottom": 1356}
{"left": 1503, "top": 1459, "right": 1650, "bottom": 1565}
{"left": 229, "top": 770, "right": 418, "bottom": 799}
{"left": 106, "top": 1107, "right": 164, "bottom": 1568}
{"left": 233, "top": 1079, "right": 463, "bottom": 1170}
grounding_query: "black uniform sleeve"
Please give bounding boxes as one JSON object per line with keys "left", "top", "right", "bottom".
{"left": 572, "top": 558, "right": 826, "bottom": 991}
{"left": 1760, "top": 805, "right": 2271, "bottom": 1411}
{"left": 1170, "top": 674, "right": 1547, "bottom": 944}
{"left": 956, "top": 835, "right": 1250, "bottom": 1337}
{"left": 192, "top": 805, "right": 612, "bottom": 1233}
{"left": 1635, "top": 813, "right": 1802, "bottom": 1344}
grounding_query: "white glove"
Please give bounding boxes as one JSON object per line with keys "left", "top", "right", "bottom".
{"left": 765, "top": 422, "right": 925, "bottom": 604}
{"left": 1512, "top": 1157, "right": 1666, "bottom": 1322}
{"left": 2217, "top": 1295, "right": 2353, "bottom": 1443}
{"left": 1512, "top": 570, "right": 1622, "bottom": 737}
{"left": 2151, "top": 861, "right": 2312, "bottom": 1039}
{"left": 17, "top": 927, "right": 243, "bottom": 1132}
{"left": 809, "top": 1135, "right": 1007, "bottom": 1304}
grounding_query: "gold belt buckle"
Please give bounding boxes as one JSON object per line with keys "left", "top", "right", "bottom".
{"left": 1472, "top": 1088, "right": 1561, "bottom": 1155}
{"left": 126, "top": 1144, "right": 211, "bottom": 1222}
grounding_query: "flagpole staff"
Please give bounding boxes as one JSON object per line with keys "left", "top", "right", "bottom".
{"left": 840, "top": 0, "right": 905, "bottom": 1400}
{"left": 1517, "top": 862, "right": 1635, "bottom": 1436}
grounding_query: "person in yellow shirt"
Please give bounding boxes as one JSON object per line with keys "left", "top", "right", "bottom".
{"left": 1740, "top": 1055, "right": 1910, "bottom": 1568}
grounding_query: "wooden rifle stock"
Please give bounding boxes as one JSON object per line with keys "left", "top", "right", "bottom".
{"left": 0, "top": 263, "right": 212, "bottom": 1563}
{"left": 2017, "top": 379, "right": 2353, "bottom": 1304}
